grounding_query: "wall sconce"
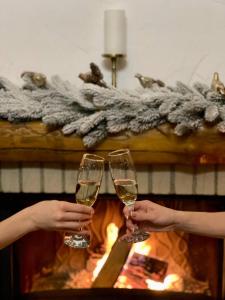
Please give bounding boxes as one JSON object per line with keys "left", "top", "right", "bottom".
{"left": 103, "top": 9, "right": 126, "bottom": 87}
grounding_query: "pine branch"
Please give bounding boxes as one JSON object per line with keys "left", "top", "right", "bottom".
{"left": 0, "top": 76, "right": 225, "bottom": 148}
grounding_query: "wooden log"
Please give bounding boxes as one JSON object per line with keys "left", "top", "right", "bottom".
{"left": 1, "top": 121, "right": 225, "bottom": 164}
{"left": 91, "top": 239, "right": 132, "bottom": 288}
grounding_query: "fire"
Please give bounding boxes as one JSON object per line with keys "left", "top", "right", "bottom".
{"left": 132, "top": 239, "right": 152, "bottom": 256}
{"left": 116, "top": 275, "right": 132, "bottom": 289}
{"left": 146, "top": 274, "right": 182, "bottom": 291}
{"left": 92, "top": 223, "right": 119, "bottom": 280}
{"left": 124, "top": 238, "right": 152, "bottom": 271}
{"left": 124, "top": 238, "right": 152, "bottom": 267}
{"left": 92, "top": 225, "right": 182, "bottom": 292}
{"left": 115, "top": 238, "right": 183, "bottom": 292}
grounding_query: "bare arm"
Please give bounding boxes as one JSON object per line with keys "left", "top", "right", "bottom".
{"left": 0, "top": 200, "right": 93, "bottom": 250}
{"left": 175, "top": 210, "right": 225, "bottom": 238}
{"left": 123, "top": 200, "right": 225, "bottom": 238}
{"left": 0, "top": 208, "right": 34, "bottom": 249}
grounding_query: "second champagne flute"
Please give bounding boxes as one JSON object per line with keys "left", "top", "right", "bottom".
{"left": 108, "top": 149, "right": 150, "bottom": 243}
{"left": 64, "top": 153, "right": 104, "bottom": 248}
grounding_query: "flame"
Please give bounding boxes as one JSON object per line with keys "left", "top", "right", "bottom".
{"left": 146, "top": 279, "right": 165, "bottom": 291}
{"left": 92, "top": 223, "right": 119, "bottom": 280}
{"left": 105, "top": 223, "right": 118, "bottom": 252}
{"left": 116, "top": 275, "right": 132, "bottom": 289}
{"left": 132, "top": 240, "right": 151, "bottom": 256}
{"left": 92, "top": 226, "right": 182, "bottom": 292}
{"left": 115, "top": 238, "right": 182, "bottom": 292}
{"left": 116, "top": 273, "right": 182, "bottom": 291}
{"left": 124, "top": 238, "right": 152, "bottom": 270}
{"left": 164, "top": 274, "right": 181, "bottom": 288}
{"left": 146, "top": 274, "right": 182, "bottom": 291}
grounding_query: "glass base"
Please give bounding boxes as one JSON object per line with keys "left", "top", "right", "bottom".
{"left": 119, "top": 230, "right": 150, "bottom": 243}
{"left": 64, "top": 234, "right": 90, "bottom": 248}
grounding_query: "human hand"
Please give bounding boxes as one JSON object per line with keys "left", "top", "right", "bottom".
{"left": 123, "top": 200, "right": 178, "bottom": 234}
{"left": 27, "top": 200, "right": 94, "bottom": 235}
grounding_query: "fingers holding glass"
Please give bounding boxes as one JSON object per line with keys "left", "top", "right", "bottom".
{"left": 108, "top": 149, "right": 150, "bottom": 243}
{"left": 64, "top": 154, "right": 104, "bottom": 248}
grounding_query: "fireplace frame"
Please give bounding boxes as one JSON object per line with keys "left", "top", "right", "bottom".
{"left": 21, "top": 287, "right": 213, "bottom": 300}
{"left": 0, "top": 194, "right": 224, "bottom": 300}
{"left": 1, "top": 120, "right": 225, "bottom": 165}
{"left": 1, "top": 120, "right": 225, "bottom": 299}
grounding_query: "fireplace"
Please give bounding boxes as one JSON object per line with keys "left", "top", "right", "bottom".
{"left": 0, "top": 192, "right": 224, "bottom": 300}
{"left": 0, "top": 122, "right": 225, "bottom": 300}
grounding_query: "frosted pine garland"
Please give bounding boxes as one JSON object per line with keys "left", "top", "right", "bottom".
{"left": 0, "top": 75, "right": 225, "bottom": 148}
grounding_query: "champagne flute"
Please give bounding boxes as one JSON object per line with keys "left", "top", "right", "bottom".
{"left": 64, "top": 153, "right": 104, "bottom": 248}
{"left": 108, "top": 149, "right": 150, "bottom": 243}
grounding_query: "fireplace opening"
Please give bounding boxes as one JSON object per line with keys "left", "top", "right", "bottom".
{"left": 0, "top": 194, "right": 224, "bottom": 300}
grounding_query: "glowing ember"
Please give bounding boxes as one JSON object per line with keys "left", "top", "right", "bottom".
{"left": 145, "top": 278, "right": 165, "bottom": 291}
{"left": 114, "top": 238, "right": 183, "bottom": 292}
{"left": 164, "top": 274, "right": 183, "bottom": 291}
{"left": 146, "top": 274, "right": 182, "bottom": 291}
{"left": 92, "top": 223, "right": 118, "bottom": 280}
{"left": 116, "top": 275, "right": 132, "bottom": 289}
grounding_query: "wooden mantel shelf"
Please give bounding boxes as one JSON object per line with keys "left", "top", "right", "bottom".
{"left": 1, "top": 121, "right": 225, "bottom": 165}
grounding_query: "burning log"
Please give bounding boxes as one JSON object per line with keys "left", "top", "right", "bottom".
{"left": 92, "top": 232, "right": 132, "bottom": 288}
{"left": 128, "top": 253, "right": 168, "bottom": 282}
{"left": 115, "top": 253, "right": 168, "bottom": 289}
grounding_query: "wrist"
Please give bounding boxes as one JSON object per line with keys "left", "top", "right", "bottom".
{"left": 20, "top": 206, "right": 38, "bottom": 233}
{"left": 172, "top": 210, "right": 187, "bottom": 231}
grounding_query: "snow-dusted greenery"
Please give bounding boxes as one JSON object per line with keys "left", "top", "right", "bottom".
{"left": 0, "top": 76, "right": 224, "bottom": 148}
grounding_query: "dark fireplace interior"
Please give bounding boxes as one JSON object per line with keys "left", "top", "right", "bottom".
{"left": 0, "top": 193, "right": 224, "bottom": 300}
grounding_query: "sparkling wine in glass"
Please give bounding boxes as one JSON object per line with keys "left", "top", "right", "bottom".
{"left": 114, "top": 178, "right": 138, "bottom": 206}
{"left": 108, "top": 149, "right": 150, "bottom": 243}
{"left": 75, "top": 180, "right": 100, "bottom": 207}
{"left": 64, "top": 153, "right": 104, "bottom": 248}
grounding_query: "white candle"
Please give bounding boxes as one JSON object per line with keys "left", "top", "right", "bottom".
{"left": 104, "top": 9, "right": 126, "bottom": 55}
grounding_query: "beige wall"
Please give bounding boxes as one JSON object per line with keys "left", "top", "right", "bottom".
{"left": 0, "top": 0, "right": 225, "bottom": 88}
